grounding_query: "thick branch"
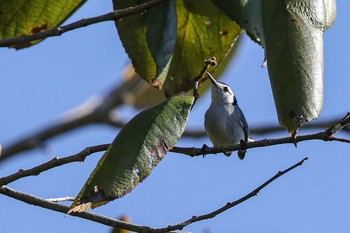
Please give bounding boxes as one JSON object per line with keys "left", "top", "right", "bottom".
{"left": 0, "top": 0, "right": 169, "bottom": 47}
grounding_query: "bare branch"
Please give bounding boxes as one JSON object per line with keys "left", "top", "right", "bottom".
{"left": 0, "top": 144, "right": 109, "bottom": 186}
{"left": 0, "top": 186, "right": 153, "bottom": 233}
{"left": 171, "top": 132, "right": 350, "bottom": 157}
{"left": 172, "top": 114, "right": 350, "bottom": 156}
{"left": 0, "top": 0, "right": 170, "bottom": 48}
{"left": 0, "top": 157, "right": 307, "bottom": 233}
{"left": 152, "top": 157, "right": 308, "bottom": 232}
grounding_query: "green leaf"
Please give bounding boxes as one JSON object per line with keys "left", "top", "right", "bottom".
{"left": 114, "top": 0, "right": 177, "bottom": 89}
{"left": 163, "top": 0, "right": 242, "bottom": 96}
{"left": 146, "top": 0, "right": 177, "bottom": 86}
{"left": 0, "top": 0, "right": 86, "bottom": 49}
{"left": 114, "top": 0, "right": 242, "bottom": 96}
{"left": 211, "top": 0, "right": 264, "bottom": 46}
{"left": 69, "top": 96, "right": 194, "bottom": 212}
{"left": 262, "top": 0, "right": 336, "bottom": 132}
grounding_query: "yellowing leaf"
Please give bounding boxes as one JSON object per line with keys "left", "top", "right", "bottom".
{"left": 163, "top": 0, "right": 242, "bottom": 96}
{"left": 0, "top": 0, "right": 86, "bottom": 49}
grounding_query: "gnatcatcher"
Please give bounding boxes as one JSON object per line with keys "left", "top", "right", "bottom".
{"left": 204, "top": 72, "right": 249, "bottom": 159}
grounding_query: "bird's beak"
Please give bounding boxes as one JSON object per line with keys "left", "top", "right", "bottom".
{"left": 206, "top": 72, "right": 218, "bottom": 87}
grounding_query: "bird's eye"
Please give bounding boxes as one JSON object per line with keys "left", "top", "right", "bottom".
{"left": 223, "top": 86, "right": 229, "bottom": 92}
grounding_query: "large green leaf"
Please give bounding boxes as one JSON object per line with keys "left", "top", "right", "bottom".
{"left": 163, "top": 0, "right": 242, "bottom": 96}
{"left": 0, "top": 0, "right": 86, "bottom": 49}
{"left": 262, "top": 0, "right": 336, "bottom": 132}
{"left": 69, "top": 96, "right": 194, "bottom": 212}
{"left": 114, "top": 0, "right": 177, "bottom": 89}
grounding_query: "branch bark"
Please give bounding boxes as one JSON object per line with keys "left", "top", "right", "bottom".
{"left": 171, "top": 131, "right": 350, "bottom": 157}
{"left": 0, "top": 186, "right": 153, "bottom": 233}
{"left": 0, "top": 144, "right": 109, "bottom": 186}
{"left": 0, "top": 0, "right": 170, "bottom": 48}
{"left": 152, "top": 157, "right": 308, "bottom": 232}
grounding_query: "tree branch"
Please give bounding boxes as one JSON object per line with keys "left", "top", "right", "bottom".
{"left": 0, "top": 157, "right": 307, "bottom": 233}
{"left": 0, "top": 144, "right": 109, "bottom": 186}
{"left": 0, "top": 0, "right": 170, "bottom": 48}
{"left": 152, "top": 157, "right": 308, "bottom": 232}
{"left": 171, "top": 113, "right": 350, "bottom": 157}
{"left": 171, "top": 131, "right": 350, "bottom": 156}
{"left": 0, "top": 186, "right": 153, "bottom": 233}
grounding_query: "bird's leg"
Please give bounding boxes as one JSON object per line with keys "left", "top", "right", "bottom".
{"left": 239, "top": 139, "right": 248, "bottom": 150}
{"left": 201, "top": 144, "right": 210, "bottom": 158}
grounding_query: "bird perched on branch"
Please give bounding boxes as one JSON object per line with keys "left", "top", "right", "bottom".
{"left": 204, "top": 72, "right": 249, "bottom": 159}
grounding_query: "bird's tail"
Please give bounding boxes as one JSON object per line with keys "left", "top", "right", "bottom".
{"left": 238, "top": 150, "right": 246, "bottom": 160}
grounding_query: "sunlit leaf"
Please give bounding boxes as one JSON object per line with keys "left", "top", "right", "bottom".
{"left": 114, "top": 0, "right": 242, "bottom": 96}
{"left": 163, "top": 0, "right": 242, "bottom": 96}
{"left": 69, "top": 96, "right": 194, "bottom": 212}
{"left": 0, "top": 0, "right": 85, "bottom": 49}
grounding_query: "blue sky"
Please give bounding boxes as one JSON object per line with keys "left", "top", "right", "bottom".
{"left": 1, "top": 1, "right": 349, "bottom": 233}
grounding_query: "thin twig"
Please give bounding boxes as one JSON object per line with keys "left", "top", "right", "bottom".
{"left": 152, "top": 157, "right": 308, "bottom": 232}
{"left": 192, "top": 57, "right": 217, "bottom": 107}
{"left": 46, "top": 197, "right": 75, "bottom": 202}
{"left": 324, "top": 112, "right": 350, "bottom": 137}
{"left": 0, "top": 0, "right": 169, "bottom": 47}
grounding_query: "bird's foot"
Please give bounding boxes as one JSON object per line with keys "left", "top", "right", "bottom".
{"left": 201, "top": 144, "right": 210, "bottom": 158}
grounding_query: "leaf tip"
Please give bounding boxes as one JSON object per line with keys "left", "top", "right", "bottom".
{"left": 68, "top": 186, "right": 110, "bottom": 214}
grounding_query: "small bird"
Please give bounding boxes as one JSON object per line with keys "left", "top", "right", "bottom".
{"left": 204, "top": 72, "right": 249, "bottom": 159}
